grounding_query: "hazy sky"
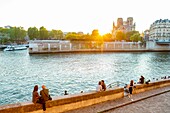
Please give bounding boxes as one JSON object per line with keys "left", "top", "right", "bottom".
{"left": 0, "top": 0, "right": 170, "bottom": 34}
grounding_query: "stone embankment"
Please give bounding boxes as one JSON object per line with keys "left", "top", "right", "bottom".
{"left": 28, "top": 40, "right": 170, "bottom": 54}
{"left": 29, "top": 49, "right": 170, "bottom": 54}
{"left": 0, "top": 79, "right": 170, "bottom": 113}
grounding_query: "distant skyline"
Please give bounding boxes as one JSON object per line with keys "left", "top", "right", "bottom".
{"left": 0, "top": 0, "right": 170, "bottom": 34}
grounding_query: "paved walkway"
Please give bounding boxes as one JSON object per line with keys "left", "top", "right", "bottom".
{"left": 64, "top": 86, "right": 170, "bottom": 113}
{"left": 28, "top": 86, "right": 170, "bottom": 113}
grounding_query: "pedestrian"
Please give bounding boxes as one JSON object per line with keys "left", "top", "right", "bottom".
{"left": 96, "top": 81, "right": 102, "bottom": 92}
{"left": 101, "top": 80, "right": 106, "bottom": 91}
{"left": 128, "top": 80, "right": 134, "bottom": 101}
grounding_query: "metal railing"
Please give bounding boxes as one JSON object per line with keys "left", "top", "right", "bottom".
{"left": 107, "top": 81, "right": 127, "bottom": 89}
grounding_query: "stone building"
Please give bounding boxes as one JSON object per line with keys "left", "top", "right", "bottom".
{"left": 144, "top": 30, "right": 150, "bottom": 41}
{"left": 149, "top": 19, "right": 170, "bottom": 41}
{"left": 112, "top": 17, "right": 136, "bottom": 39}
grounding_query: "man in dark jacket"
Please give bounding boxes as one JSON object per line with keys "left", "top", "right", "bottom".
{"left": 101, "top": 80, "right": 106, "bottom": 91}
{"left": 40, "top": 85, "right": 49, "bottom": 111}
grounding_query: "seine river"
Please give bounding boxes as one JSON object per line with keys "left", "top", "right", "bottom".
{"left": 0, "top": 50, "right": 170, "bottom": 105}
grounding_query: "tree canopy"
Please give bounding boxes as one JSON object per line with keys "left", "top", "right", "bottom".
{"left": 27, "top": 27, "right": 39, "bottom": 40}
{"left": 126, "top": 31, "right": 139, "bottom": 41}
{"left": 115, "top": 30, "right": 125, "bottom": 41}
{"left": 39, "top": 26, "right": 49, "bottom": 40}
{"left": 130, "top": 33, "right": 141, "bottom": 42}
{"left": 49, "top": 30, "right": 63, "bottom": 40}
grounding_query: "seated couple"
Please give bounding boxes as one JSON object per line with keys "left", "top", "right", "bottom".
{"left": 32, "top": 85, "right": 52, "bottom": 111}
{"left": 96, "top": 80, "right": 106, "bottom": 92}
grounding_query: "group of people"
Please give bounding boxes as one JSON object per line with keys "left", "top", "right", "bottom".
{"left": 125, "top": 76, "right": 145, "bottom": 100}
{"left": 96, "top": 76, "right": 146, "bottom": 101}
{"left": 32, "top": 76, "right": 145, "bottom": 111}
{"left": 96, "top": 80, "right": 106, "bottom": 92}
{"left": 32, "top": 85, "right": 51, "bottom": 111}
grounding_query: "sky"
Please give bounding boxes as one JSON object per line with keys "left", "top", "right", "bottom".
{"left": 0, "top": 0, "right": 170, "bottom": 35}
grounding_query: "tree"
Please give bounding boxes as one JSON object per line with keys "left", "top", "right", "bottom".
{"left": 130, "top": 33, "right": 141, "bottom": 42}
{"left": 83, "top": 33, "right": 91, "bottom": 40}
{"left": 65, "top": 32, "right": 82, "bottom": 40}
{"left": 126, "top": 31, "right": 139, "bottom": 41}
{"left": 39, "top": 26, "right": 48, "bottom": 40}
{"left": 102, "top": 33, "right": 112, "bottom": 41}
{"left": 49, "top": 30, "right": 63, "bottom": 40}
{"left": 27, "top": 27, "right": 39, "bottom": 40}
{"left": 91, "top": 29, "right": 100, "bottom": 40}
{"left": 115, "top": 30, "right": 125, "bottom": 41}
{"left": 9, "top": 27, "right": 26, "bottom": 43}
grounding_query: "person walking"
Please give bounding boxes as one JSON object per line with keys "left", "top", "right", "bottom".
{"left": 128, "top": 80, "right": 134, "bottom": 101}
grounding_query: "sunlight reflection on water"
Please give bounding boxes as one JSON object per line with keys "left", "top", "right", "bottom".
{"left": 0, "top": 50, "right": 170, "bottom": 105}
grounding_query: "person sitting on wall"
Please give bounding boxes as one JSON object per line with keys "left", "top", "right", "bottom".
{"left": 101, "top": 80, "right": 106, "bottom": 91}
{"left": 32, "top": 85, "right": 47, "bottom": 111}
{"left": 145, "top": 79, "right": 150, "bottom": 84}
{"left": 64, "top": 90, "right": 68, "bottom": 95}
{"left": 40, "top": 85, "right": 50, "bottom": 111}
{"left": 138, "top": 76, "right": 145, "bottom": 84}
{"left": 124, "top": 84, "right": 130, "bottom": 93}
{"left": 32, "top": 85, "right": 41, "bottom": 104}
{"left": 96, "top": 81, "right": 102, "bottom": 92}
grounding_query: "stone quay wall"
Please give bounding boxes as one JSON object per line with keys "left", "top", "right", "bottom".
{"left": 133, "top": 79, "right": 170, "bottom": 94}
{"left": 28, "top": 40, "right": 170, "bottom": 54}
{"left": 0, "top": 88, "right": 124, "bottom": 113}
{"left": 0, "top": 79, "right": 170, "bottom": 113}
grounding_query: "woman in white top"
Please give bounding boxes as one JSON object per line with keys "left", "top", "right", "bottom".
{"left": 96, "top": 81, "right": 103, "bottom": 92}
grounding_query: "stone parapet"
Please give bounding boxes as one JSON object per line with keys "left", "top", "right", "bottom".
{"left": 1, "top": 79, "right": 170, "bottom": 113}
{"left": 0, "top": 88, "right": 124, "bottom": 113}
{"left": 133, "top": 79, "right": 170, "bottom": 94}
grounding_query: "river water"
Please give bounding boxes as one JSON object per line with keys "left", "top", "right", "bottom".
{"left": 0, "top": 50, "right": 170, "bottom": 105}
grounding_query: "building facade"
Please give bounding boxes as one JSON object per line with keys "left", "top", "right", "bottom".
{"left": 112, "top": 17, "right": 136, "bottom": 39}
{"left": 149, "top": 19, "right": 170, "bottom": 41}
{"left": 144, "top": 30, "right": 150, "bottom": 41}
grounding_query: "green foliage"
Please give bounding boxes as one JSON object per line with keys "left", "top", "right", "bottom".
{"left": 39, "top": 26, "right": 49, "bottom": 40}
{"left": 115, "top": 31, "right": 125, "bottom": 41}
{"left": 130, "top": 33, "right": 141, "bottom": 42}
{"left": 49, "top": 30, "right": 63, "bottom": 40}
{"left": 0, "top": 37, "right": 9, "bottom": 44}
{"left": 9, "top": 27, "right": 26, "bottom": 42}
{"left": 65, "top": 32, "right": 82, "bottom": 40}
{"left": 126, "top": 31, "right": 139, "bottom": 41}
{"left": 27, "top": 27, "right": 39, "bottom": 40}
{"left": 0, "top": 28, "right": 10, "bottom": 44}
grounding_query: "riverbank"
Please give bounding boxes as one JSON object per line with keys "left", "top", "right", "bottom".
{"left": 0, "top": 79, "right": 170, "bottom": 113}
{"left": 28, "top": 40, "right": 170, "bottom": 54}
{"left": 29, "top": 49, "right": 170, "bottom": 54}
{"left": 65, "top": 85, "right": 170, "bottom": 113}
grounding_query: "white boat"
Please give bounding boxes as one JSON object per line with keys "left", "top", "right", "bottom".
{"left": 3, "top": 45, "right": 27, "bottom": 51}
